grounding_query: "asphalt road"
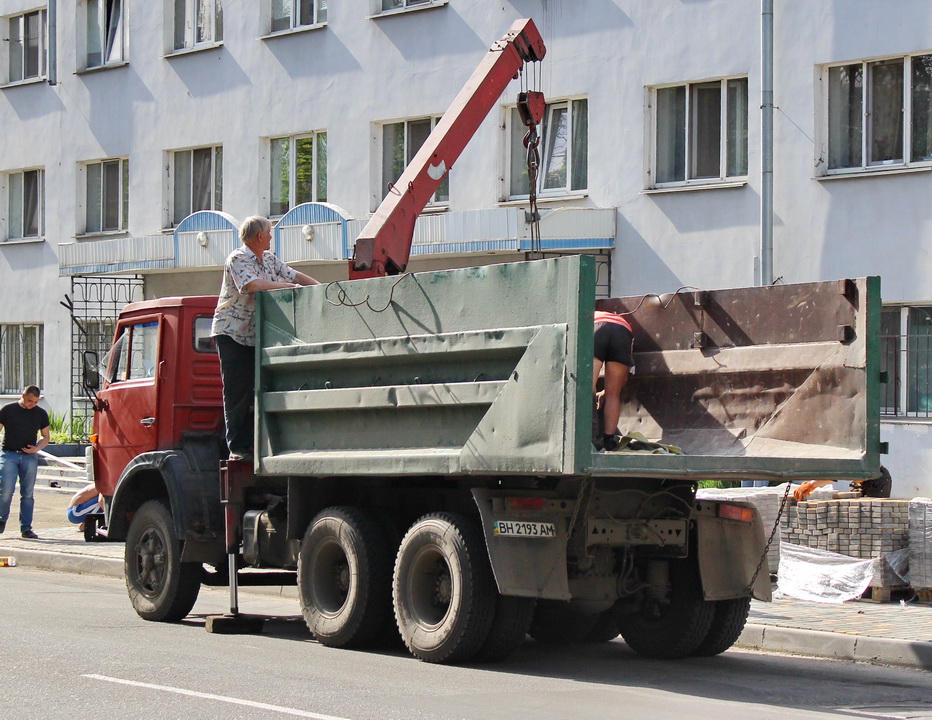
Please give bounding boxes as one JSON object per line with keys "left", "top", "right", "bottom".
{"left": 3, "top": 568, "right": 932, "bottom": 720}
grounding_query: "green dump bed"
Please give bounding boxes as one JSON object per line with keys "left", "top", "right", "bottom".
{"left": 255, "top": 256, "right": 882, "bottom": 482}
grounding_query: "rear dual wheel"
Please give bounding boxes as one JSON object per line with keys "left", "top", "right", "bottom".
{"left": 298, "top": 506, "right": 394, "bottom": 648}
{"left": 392, "top": 512, "right": 498, "bottom": 664}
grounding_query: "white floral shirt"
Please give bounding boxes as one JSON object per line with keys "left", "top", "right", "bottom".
{"left": 210, "top": 245, "right": 297, "bottom": 346}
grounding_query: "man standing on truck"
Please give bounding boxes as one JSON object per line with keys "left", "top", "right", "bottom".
{"left": 211, "top": 216, "right": 320, "bottom": 461}
{"left": 0, "top": 385, "right": 50, "bottom": 538}
{"left": 593, "top": 310, "right": 635, "bottom": 451}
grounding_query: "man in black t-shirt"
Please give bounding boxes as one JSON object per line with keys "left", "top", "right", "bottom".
{"left": 0, "top": 385, "right": 50, "bottom": 538}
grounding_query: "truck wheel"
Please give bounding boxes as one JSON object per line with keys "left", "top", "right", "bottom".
{"left": 691, "top": 597, "right": 751, "bottom": 657}
{"left": 528, "top": 600, "right": 599, "bottom": 644}
{"left": 393, "top": 512, "right": 496, "bottom": 664}
{"left": 617, "top": 560, "right": 715, "bottom": 659}
{"left": 473, "top": 595, "right": 536, "bottom": 662}
{"left": 125, "top": 499, "right": 201, "bottom": 622}
{"left": 298, "top": 506, "right": 393, "bottom": 648}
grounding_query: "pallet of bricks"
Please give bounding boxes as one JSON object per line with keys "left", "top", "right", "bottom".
{"left": 911, "top": 498, "right": 932, "bottom": 605}
{"left": 781, "top": 497, "right": 910, "bottom": 602}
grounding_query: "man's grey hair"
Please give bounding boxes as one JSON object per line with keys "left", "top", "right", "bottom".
{"left": 240, "top": 216, "right": 272, "bottom": 244}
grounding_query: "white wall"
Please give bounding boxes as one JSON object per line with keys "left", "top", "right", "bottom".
{"left": 2, "top": 0, "right": 932, "bottom": 494}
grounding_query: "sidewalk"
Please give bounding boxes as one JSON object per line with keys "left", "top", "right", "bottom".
{"left": 2, "top": 488, "right": 932, "bottom": 671}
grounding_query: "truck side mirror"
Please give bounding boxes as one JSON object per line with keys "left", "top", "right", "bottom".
{"left": 82, "top": 351, "right": 100, "bottom": 390}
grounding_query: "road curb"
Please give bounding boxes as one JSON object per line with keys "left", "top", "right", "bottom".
{"left": 737, "top": 624, "right": 932, "bottom": 672}
{"left": 0, "top": 545, "right": 123, "bottom": 578}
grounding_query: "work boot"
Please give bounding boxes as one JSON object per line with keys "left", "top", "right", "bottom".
{"left": 21, "top": 529, "right": 38, "bottom": 539}
{"left": 602, "top": 434, "right": 620, "bottom": 452}
{"left": 0, "top": 519, "right": 6, "bottom": 533}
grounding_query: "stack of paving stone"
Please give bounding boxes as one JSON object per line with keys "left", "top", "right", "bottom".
{"left": 910, "top": 498, "right": 932, "bottom": 593}
{"left": 782, "top": 497, "right": 911, "bottom": 596}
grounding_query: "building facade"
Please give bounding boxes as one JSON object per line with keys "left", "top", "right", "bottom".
{"left": 2, "top": 0, "right": 931, "bottom": 495}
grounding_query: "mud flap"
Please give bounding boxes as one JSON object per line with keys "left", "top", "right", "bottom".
{"left": 472, "top": 488, "right": 571, "bottom": 600}
{"left": 695, "top": 500, "right": 772, "bottom": 602}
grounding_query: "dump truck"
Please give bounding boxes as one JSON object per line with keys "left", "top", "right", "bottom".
{"left": 80, "top": 18, "right": 883, "bottom": 664}
{"left": 83, "top": 256, "right": 883, "bottom": 663}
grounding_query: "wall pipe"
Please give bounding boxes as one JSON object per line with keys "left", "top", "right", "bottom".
{"left": 47, "top": 0, "right": 58, "bottom": 85}
{"left": 760, "top": 0, "right": 773, "bottom": 285}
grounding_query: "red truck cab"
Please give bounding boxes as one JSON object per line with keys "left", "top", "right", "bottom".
{"left": 90, "top": 296, "right": 223, "bottom": 497}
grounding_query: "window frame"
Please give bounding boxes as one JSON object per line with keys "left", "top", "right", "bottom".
{"left": 170, "top": 145, "right": 222, "bottom": 227}
{"left": 268, "top": 0, "right": 327, "bottom": 34}
{"left": 170, "top": 0, "right": 223, "bottom": 53}
{"left": 647, "top": 76, "right": 749, "bottom": 190}
{"left": 4, "top": 168, "right": 45, "bottom": 241}
{"left": 81, "top": 0, "right": 126, "bottom": 71}
{"left": 373, "top": 0, "right": 447, "bottom": 17}
{"left": 821, "top": 52, "right": 932, "bottom": 177}
{"left": 83, "top": 158, "right": 129, "bottom": 236}
{"left": 5, "top": 8, "right": 48, "bottom": 85}
{"left": 379, "top": 116, "right": 448, "bottom": 208}
{"left": 268, "top": 131, "right": 328, "bottom": 218}
{"left": 881, "top": 305, "right": 932, "bottom": 420}
{"left": 0, "top": 323, "right": 44, "bottom": 394}
{"left": 507, "top": 97, "right": 589, "bottom": 200}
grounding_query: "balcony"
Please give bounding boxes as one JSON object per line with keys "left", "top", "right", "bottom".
{"left": 59, "top": 204, "right": 615, "bottom": 276}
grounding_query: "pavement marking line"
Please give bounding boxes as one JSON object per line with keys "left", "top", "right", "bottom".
{"left": 84, "top": 674, "right": 351, "bottom": 720}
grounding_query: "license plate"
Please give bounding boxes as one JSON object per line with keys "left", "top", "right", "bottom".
{"left": 492, "top": 520, "right": 556, "bottom": 538}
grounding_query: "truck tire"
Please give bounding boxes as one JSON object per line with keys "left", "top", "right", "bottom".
{"left": 393, "top": 512, "right": 496, "bottom": 664}
{"left": 473, "top": 595, "right": 536, "bottom": 662}
{"left": 529, "top": 600, "right": 599, "bottom": 644}
{"left": 125, "top": 499, "right": 201, "bottom": 622}
{"left": 617, "top": 560, "right": 715, "bottom": 659}
{"left": 298, "top": 506, "right": 394, "bottom": 648}
{"left": 691, "top": 597, "right": 751, "bottom": 657}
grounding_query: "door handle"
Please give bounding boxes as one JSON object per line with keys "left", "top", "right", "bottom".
{"left": 140, "top": 417, "right": 156, "bottom": 427}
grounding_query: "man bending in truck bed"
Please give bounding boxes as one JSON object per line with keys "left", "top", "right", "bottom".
{"left": 211, "top": 216, "right": 320, "bottom": 461}
{"left": 593, "top": 310, "right": 635, "bottom": 452}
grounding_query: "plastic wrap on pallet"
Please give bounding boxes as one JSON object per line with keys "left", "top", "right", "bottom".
{"left": 777, "top": 542, "right": 909, "bottom": 604}
{"left": 909, "top": 497, "right": 932, "bottom": 589}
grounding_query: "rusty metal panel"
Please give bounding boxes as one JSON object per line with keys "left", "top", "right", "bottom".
{"left": 593, "top": 277, "right": 882, "bottom": 480}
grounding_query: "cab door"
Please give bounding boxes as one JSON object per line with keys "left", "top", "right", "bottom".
{"left": 93, "top": 317, "right": 162, "bottom": 495}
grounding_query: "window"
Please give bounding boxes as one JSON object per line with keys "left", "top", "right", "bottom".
{"left": 382, "top": 0, "right": 433, "bottom": 10}
{"left": 7, "top": 9, "right": 47, "bottom": 83}
{"left": 271, "top": 0, "right": 326, "bottom": 32}
{"left": 881, "top": 306, "right": 932, "bottom": 417}
{"left": 172, "top": 146, "right": 222, "bottom": 225}
{"left": 173, "top": 0, "right": 223, "bottom": 51}
{"left": 84, "top": 0, "right": 125, "bottom": 69}
{"left": 825, "top": 54, "right": 932, "bottom": 173}
{"left": 650, "top": 77, "right": 748, "bottom": 186}
{"left": 510, "top": 98, "right": 588, "bottom": 197}
{"left": 382, "top": 118, "right": 448, "bottom": 204}
{"left": 6, "top": 169, "right": 44, "bottom": 240}
{"left": 0, "top": 324, "right": 43, "bottom": 394}
{"left": 85, "top": 159, "right": 129, "bottom": 234}
{"left": 103, "top": 321, "right": 158, "bottom": 383}
{"left": 270, "top": 132, "right": 327, "bottom": 216}
{"left": 193, "top": 316, "right": 217, "bottom": 353}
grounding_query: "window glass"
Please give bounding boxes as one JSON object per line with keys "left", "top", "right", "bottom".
{"left": 194, "top": 317, "right": 217, "bottom": 353}
{"left": 691, "top": 82, "right": 721, "bottom": 179}
{"left": 908, "top": 308, "right": 932, "bottom": 414}
{"left": 9, "top": 172, "right": 24, "bottom": 239}
{"left": 174, "top": 0, "right": 221, "bottom": 49}
{"left": 86, "top": 163, "right": 103, "bottom": 234}
{"left": 726, "top": 78, "right": 749, "bottom": 177}
{"left": 880, "top": 309, "right": 901, "bottom": 415}
{"left": 828, "top": 64, "right": 863, "bottom": 169}
{"left": 270, "top": 137, "right": 290, "bottom": 216}
{"left": 295, "top": 136, "right": 315, "bottom": 205}
{"left": 381, "top": 120, "right": 447, "bottom": 203}
{"left": 656, "top": 86, "right": 686, "bottom": 184}
{"left": 87, "top": 0, "right": 124, "bottom": 67}
{"left": 102, "top": 160, "right": 122, "bottom": 230}
{"left": 173, "top": 147, "right": 221, "bottom": 225}
{"left": 869, "top": 59, "right": 904, "bottom": 165}
{"left": 0, "top": 324, "right": 43, "bottom": 393}
{"left": 271, "top": 0, "right": 291, "bottom": 31}
{"left": 911, "top": 55, "right": 932, "bottom": 162}
{"left": 269, "top": 133, "right": 326, "bottom": 216}
{"left": 316, "top": 132, "right": 328, "bottom": 201}
{"left": 510, "top": 99, "right": 588, "bottom": 196}
{"left": 541, "top": 105, "right": 568, "bottom": 190}
{"left": 128, "top": 322, "right": 159, "bottom": 380}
